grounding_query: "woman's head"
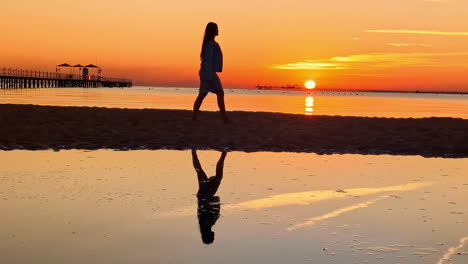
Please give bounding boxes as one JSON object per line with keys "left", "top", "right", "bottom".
{"left": 201, "top": 22, "right": 219, "bottom": 58}
{"left": 204, "top": 22, "right": 218, "bottom": 40}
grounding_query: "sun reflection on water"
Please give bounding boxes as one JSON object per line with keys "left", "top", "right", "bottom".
{"left": 305, "top": 96, "right": 314, "bottom": 116}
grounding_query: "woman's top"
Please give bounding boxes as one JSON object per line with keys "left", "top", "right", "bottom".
{"left": 199, "top": 40, "right": 223, "bottom": 81}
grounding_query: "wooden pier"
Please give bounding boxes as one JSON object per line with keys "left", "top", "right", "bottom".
{"left": 0, "top": 68, "right": 132, "bottom": 89}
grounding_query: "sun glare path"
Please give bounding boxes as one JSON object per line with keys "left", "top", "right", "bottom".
{"left": 305, "top": 96, "right": 314, "bottom": 116}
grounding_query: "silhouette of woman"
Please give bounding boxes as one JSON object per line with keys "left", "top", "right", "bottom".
{"left": 191, "top": 149, "right": 227, "bottom": 244}
{"left": 192, "top": 22, "right": 229, "bottom": 123}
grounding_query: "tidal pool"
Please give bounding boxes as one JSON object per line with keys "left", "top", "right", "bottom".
{"left": 1, "top": 150, "right": 467, "bottom": 264}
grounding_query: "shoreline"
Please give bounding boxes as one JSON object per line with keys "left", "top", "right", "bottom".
{"left": 1, "top": 104, "right": 467, "bottom": 157}
{"left": 145, "top": 86, "right": 468, "bottom": 95}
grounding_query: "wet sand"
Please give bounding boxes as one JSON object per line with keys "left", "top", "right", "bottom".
{"left": 1, "top": 104, "right": 467, "bottom": 157}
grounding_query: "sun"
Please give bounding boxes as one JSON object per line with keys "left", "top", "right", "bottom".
{"left": 305, "top": 80, "right": 316, "bottom": 89}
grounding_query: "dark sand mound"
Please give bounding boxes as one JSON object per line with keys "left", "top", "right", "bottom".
{"left": 1, "top": 104, "right": 467, "bottom": 157}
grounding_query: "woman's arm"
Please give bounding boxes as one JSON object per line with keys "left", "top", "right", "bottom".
{"left": 214, "top": 42, "right": 223, "bottom": 73}
{"left": 201, "top": 42, "right": 215, "bottom": 80}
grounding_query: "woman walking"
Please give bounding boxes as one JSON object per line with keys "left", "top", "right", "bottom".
{"left": 192, "top": 22, "right": 229, "bottom": 123}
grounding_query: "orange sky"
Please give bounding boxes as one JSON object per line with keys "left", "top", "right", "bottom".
{"left": 2, "top": 0, "right": 468, "bottom": 91}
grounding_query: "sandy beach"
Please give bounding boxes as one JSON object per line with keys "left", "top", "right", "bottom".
{"left": 1, "top": 104, "right": 467, "bottom": 157}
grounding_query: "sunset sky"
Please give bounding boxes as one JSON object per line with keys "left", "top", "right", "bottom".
{"left": 2, "top": 0, "right": 468, "bottom": 91}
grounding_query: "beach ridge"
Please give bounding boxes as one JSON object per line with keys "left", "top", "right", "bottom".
{"left": 1, "top": 104, "right": 467, "bottom": 157}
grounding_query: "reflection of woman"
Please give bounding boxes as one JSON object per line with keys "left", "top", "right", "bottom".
{"left": 191, "top": 149, "right": 227, "bottom": 244}
{"left": 192, "top": 22, "right": 229, "bottom": 123}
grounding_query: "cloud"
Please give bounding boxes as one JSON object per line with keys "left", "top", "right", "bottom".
{"left": 273, "top": 61, "right": 347, "bottom": 70}
{"left": 367, "top": 29, "right": 468, "bottom": 36}
{"left": 273, "top": 52, "right": 468, "bottom": 70}
{"left": 386, "top": 43, "right": 432, "bottom": 47}
{"left": 340, "top": 73, "right": 378, "bottom": 76}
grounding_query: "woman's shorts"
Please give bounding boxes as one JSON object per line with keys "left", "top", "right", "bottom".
{"left": 200, "top": 73, "right": 223, "bottom": 94}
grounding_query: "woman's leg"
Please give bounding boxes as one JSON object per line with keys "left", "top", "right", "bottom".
{"left": 215, "top": 152, "right": 227, "bottom": 179}
{"left": 193, "top": 92, "right": 208, "bottom": 120}
{"left": 191, "top": 149, "right": 208, "bottom": 184}
{"left": 215, "top": 91, "right": 229, "bottom": 123}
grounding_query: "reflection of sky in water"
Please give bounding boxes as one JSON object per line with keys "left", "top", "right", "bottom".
{"left": 226, "top": 182, "right": 432, "bottom": 211}
{"left": 158, "top": 182, "right": 432, "bottom": 218}
{"left": 436, "top": 236, "right": 468, "bottom": 264}
{"left": 1, "top": 150, "right": 467, "bottom": 264}
{"left": 287, "top": 195, "right": 389, "bottom": 230}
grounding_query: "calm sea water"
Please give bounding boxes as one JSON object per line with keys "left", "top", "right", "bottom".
{"left": 1, "top": 86, "right": 467, "bottom": 118}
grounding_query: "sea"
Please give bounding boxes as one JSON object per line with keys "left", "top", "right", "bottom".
{"left": 0, "top": 86, "right": 467, "bottom": 118}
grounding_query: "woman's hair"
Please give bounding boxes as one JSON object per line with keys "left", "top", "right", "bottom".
{"left": 200, "top": 22, "right": 218, "bottom": 59}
